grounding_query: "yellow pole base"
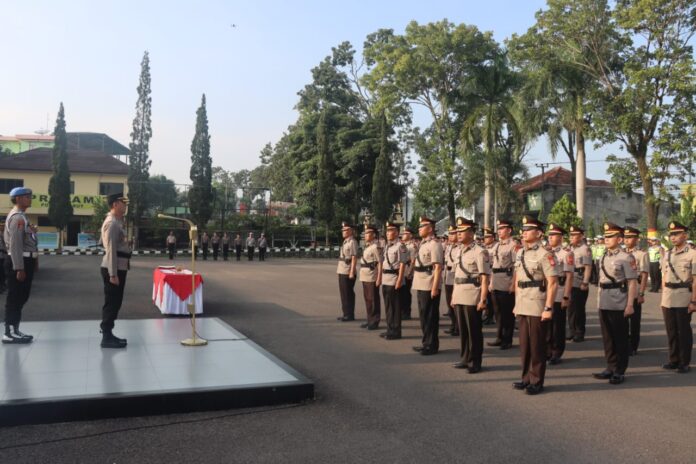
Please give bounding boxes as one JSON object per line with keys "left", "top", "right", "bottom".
{"left": 181, "top": 337, "right": 208, "bottom": 346}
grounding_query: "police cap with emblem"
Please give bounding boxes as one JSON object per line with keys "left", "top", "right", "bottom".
{"left": 385, "top": 221, "right": 399, "bottom": 230}
{"left": 603, "top": 222, "right": 624, "bottom": 238}
{"left": 623, "top": 226, "right": 641, "bottom": 238}
{"left": 547, "top": 223, "right": 567, "bottom": 235}
{"left": 569, "top": 225, "right": 585, "bottom": 235}
{"left": 496, "top": 218, "right": 513, "bottom": 230}
{"left": 668, "top": 221, "right": 688, "bottom": 234}
{"left": 106, "top": 192, "right": 129, "bottom": 207}
{"left": 521, "top": 215, "right": 545, "bottom": 231}
{"left": 447, "top": 224, "right": 457, "bottom": 235}
{"left": 482, "top": 226, "right": 494, "bottom": 237}
{"left": 456, "top": 217, "right": 476, "bottom": 232}
{"left": 363, "top": 224, "right": 378, "bottom": 234}
{"left": 341, "top": 221, "right": 354, "bottom": 231}
{"left": 418, "top": 216, "right": 435, "bottom": 228}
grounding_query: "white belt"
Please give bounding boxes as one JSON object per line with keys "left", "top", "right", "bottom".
{"left": 22, "top": 252, "right": 38, "bottom": 258}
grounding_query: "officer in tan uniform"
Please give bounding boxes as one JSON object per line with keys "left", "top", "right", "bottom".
{"left": 380, "top": 222, "right": 409, "bottom": 340}
{"left": 593, "top": 223, "right": 637, "bottom": 384}
{"left": 623, "top": 226, "right": 649, "bottom": 355}
{"left": 512, "top": 216, "right": 558, "bottom": 395}
{"left": 337, "top": 222, "right": 358, "bottom": 322}
{"left": 443, "top": 225, "right": 459, "bottom": 337}
{"left": 412, "top": 216, "right": 443, "bottom": 356}
{"left": 451, "top": 217, "right": 490, "bottom": 373}
{"left": 660, "top": 221, "right": 696, "bottom": 373}
{"left": 546, "top": 224, "right": 574, "bottom": 365}
{"left": 359, "top": 224, "right": 382, "bottom": 330}
{"left": 568, "top": 226, "right": 592, "bottom": 342}
{"left": 488, "top": 218, "right": 516, "bottom": 350}
{"left": 400, "top": 227, "right": 417, "bottom": 320}
{"left": 481, "top": 226, "right": 496, "bottom": 325}
{"left": 0, "top": 221, "right": 6, "bottom": 294}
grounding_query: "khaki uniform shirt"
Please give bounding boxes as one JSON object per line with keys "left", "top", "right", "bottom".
{"left": 452, "top": 242, "right": 491, "bottom": 306}
{"left": 100, "top": 212, "right": 131, "bottom": 276}
{"left": 382, "top": 241, "right": 409, "bottom": 286}
{"left": 514, "top": 243, "right": 558, "bottom": 317}
{"left": 4, "top": 207, "right": 38, "bottom": 271}
{"left": 404, "top": 241, "right": 417, "bottom": 279}
{"left": 258, "top": 237, "right": 267, "bottom": 248}
{"left": 490, "top": 238, "right": 516, "bottom": 292}
{"left": 597, "top": 248, "right": 637, "bottom": 310}
{"left": 570, "top": 243, "right": 592, "bottom": 288}
{"left": 413, "top": 236, "right": 443, "bottom": 291}
{"left": 551, "top": 246, "right": 574, "bottom": 303}
{"left": 625, "top": 247, "right": 649, "bottom": 285}
{"left": 359, "top": 241, "right": 382, "bottom": 282}
{"left": 337, "top": 237, "right": 358, "bottom": 275}
{"left": 246, "top": 237, "right": 256, "bottom": 247}
{"left": 166, "top": 235, "right": 176, "bottom": 245}
{"left": 660, "top": 245, "right": 696, "bottom": 308}
{"left": 443, "top": 243, "right": 458, "bottom": 286}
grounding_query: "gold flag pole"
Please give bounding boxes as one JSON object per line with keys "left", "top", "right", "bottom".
{"left": 158, "top": 214, "right": 207, "bottom": 346}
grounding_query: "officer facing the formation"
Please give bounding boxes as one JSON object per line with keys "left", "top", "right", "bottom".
{"left": 337, "top": 222, "right": 358, "bottom": 322}
{"left": 488, "top": 219, "right": 516, "bottom": 350}
{"left": 593, "top": 223, "right": 637, "bottom": 385}
{"left": 2, "top": 187, "right": 38, "bottom": 344}
{"left": 100, "top": 192, "right": 132, "bottom": 349}
{"left": 412, "top": 216, "right": 443, "bottom": 356}
{"left": 400, "top": 227, "right": 417, "bottom": 320}
{"left": 451, "top": 217, "right": 490, "bottom": 373}
{"left": 568, "top": 225, "right": 592, "bottom": 343}
{"left": 246, "top": 232, "right": 256, "bottom": 261}
{"left": 481, "top": 226, "right": 496, "bottom": 325}
{"left": 623, "top": 227, "right": 649, "bottom": 355}
{"left": 166, "top": 230, "right": 177, "bottom": 260}
{"left": 380, "top": 222, "right": 408, "bottom": 340}
{"left": 359, "top": 224, "right": 382, "bottom": 330}
{"left": 660, "top": 221, "right": 696, "bottom": 373}
{"left": 258, "top": 233, "right": 268, "bottom": 261}
{"left": 0, "top": 221, "right": 7, "bottom": 294}
{"left": 443, "top": 225, "right": 459, "bottom": 337}
{"left": 512, "top": 216, "right": 558, "bottom": 395}
{"left": 546, "top": 224, "right": 574, "bottom": 365}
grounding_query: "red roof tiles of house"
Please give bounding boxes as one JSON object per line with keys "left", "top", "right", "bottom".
{"left": 514, "top": 166, "right": 612, "bottom": 193}
{"left": 0, "top": 147, "right": 128, "bottom": 175}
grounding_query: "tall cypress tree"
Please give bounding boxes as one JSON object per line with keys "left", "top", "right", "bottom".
{"left": 48, "top": 102, "right": 73, "bottom": 248}
{"left": 371, "top": 113, "right": 393, "bottom": 226}
{"left": 315, "top": 110, "right": 335, "bottom": 245}
{"left": 127, "top": 51, "right": 153, "bottom": 247}
{"left": 188, "top": 94, "right": 213, "bottom": 228}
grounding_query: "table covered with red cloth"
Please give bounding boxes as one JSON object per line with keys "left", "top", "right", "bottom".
{"left": 152, "top": 267, "right": 204, "bottom": 315}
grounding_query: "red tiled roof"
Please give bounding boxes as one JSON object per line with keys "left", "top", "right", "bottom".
{"left": 514, "top": 166, "right": 612, "bottom": 193}
{"left": 0, "top": 147, "right": 128, "bottom": 175}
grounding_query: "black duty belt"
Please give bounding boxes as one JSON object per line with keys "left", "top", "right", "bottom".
{"left": 339, "top": 258, "right": 351, "bottom": 264}
{"left": 446, "top": 266, "right": 452, "bottom": 271}
{"left": 600, "top": 282, "right": 624, "bottom": 289}
{"left": 455, "top": 277, "right": 480, "bottom": 286}
{"left": 117, "top": 251, "right": 132, "bottom": 259}
{"left": 382, "top": 269, "right": 398, "bottom": 275}
{"left": 363, "top": 262, "right": 376, "bottom": 270}
{"left": 518, "top": 280, "right": 543, "bottom": 289}
{"left": 665, "top": 282, "right": 691, "bottom": 289}
{"left": 558, "top": 276, "right": 566, "bottom": 285}
{"left": 414, "top": 265, "right": 433, "bottom": 273}
{"left": 492, "top": 267, "right": 512, "bottom": 274}
{"left": 574, "top": 267, "right": 585, "bottom": 275}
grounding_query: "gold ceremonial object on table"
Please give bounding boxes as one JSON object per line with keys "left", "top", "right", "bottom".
{"left": 158, "top": 214, "right": 207, "bottom": 346}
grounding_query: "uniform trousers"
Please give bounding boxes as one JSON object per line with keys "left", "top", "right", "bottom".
{"left": 417, "top": 289, "right": 441, "bottom": 352}
{"left": 167, "top": 244, "right": 176, "bottom": 260}
{"left": 4, "top": 258, "right": 34, "bottom": 328}
{"left": 235, "top": 245, "right": 242, "bottom": 261}
{"left": 662, "top": 307, "right": 693, "bottom": 366}
{"left": 445, "top": 284, "right": 456, "bottom": 329}
{"left": 546, "top": 302, "right": 566, "bottom": 359}
{"left": 362, "top": 281, "right": 381, "bottom": 326}
{"left": 338, "top": 274, "right": 356, "bottom": 319}
{"left": 100, "top": 267, "right": 127, "bottom": 333}
{"left": 568, "top": 287, "right": 589, "bottom": 338}
{"left": 222, "top": 244, "right": 229, "bottom": 260}
{"left": 259, "top": 247, "right": 267, "bottom": 261}
{"left": 201, "top": 244, "right": 209, "bottom": 260}
{"left": 649, "top": 262, "right": 661, "bottom": 292}
{"left": 382, "top": 284, "right": 401, "bottom": 337}
{"left": 518, "top": 315, "right": 548, "bottom": 387}
{"left": 399, "top": 278, "right": 413, "bottom": 319}
{"left": 455, "top": 305, "right": 483, "bottom": 368}
{"left": 628, "top": 299, "right": 642, "bottom": 352}
{"left": 212, "top": 244, "right": 219, "bottom": 260}
{"left": 247, "top": 247, "right": 254, "bottom": 261}
{"left": 0, "top": 254, "right": 6, "bottom": 290}
{"left": 599, "top": 309, "right": 629, "bottom": 375}
{"left": 493, "top": 290, "right": 515, "bottom": 345}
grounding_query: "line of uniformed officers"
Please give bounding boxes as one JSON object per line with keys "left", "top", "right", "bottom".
{"left": 337, "top": 216, "right": 696, "bottom": 395}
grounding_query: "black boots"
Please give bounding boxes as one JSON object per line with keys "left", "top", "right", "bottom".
{"left": 101, "top": 329, "right": 127, "bottom": 348}
{"left": 2, "top": 325, "right": 33, "bottom": 344}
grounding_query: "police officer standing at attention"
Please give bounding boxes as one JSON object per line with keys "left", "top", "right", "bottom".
{"left": 100, "top": 192, "right": 132, "bottom": 349}
{"left": 443, "top": 225, "right": 459, "bottom": 337}
{"left": 593, "top": 223, "right": 637, "bottom": 384}
{"left": 546, "top": 224, "right": 574, "bottom": 365}
{"left": 488, "top": 219, "right": 516, "bottom": 350}
{"left": 258, "top": 233, "right": 268, "bottom": 261}
{"left": 623, "top": 227, "right": 649, "bottom": 355}
{"left": 337, "top": 222, "right": 358, "bottom": 322}
{"left": 234, "top": 233, "right": 243, "bottom": 261}
{"left": 648, "top": 234, "right": 663, "bottom": 292}
{"left": 2, "top": 187, "right": 37, "bottom": 344}
{"left": 166, "top": 231, "right": 177, "bottom": 260}
{"left": 222, "top": 232, "right": 230, "bottom": 261}
{"left": 400, "top": 227, "right": 417, "bottom": 320}
{"left": 451, "top": 217, "right": 490, "bottom": 373}
{"left": 359, "top": 224, "right": 382, "bottom": 330}
{"left": 567, "top": 226, "right": 592, "bottom": 343}
{"left": 412, "top": 217, "right": 443, "bottom": 356}
{"left": 512, "top": 216, "right": 558, "bottom": 395}
{"left": 211, "top": 232, "right": 220, "bottom": 261}
{"left": 481, "top": 226, "right": 496, "bottom": 325}
{"left": 0, "top": 221, "right": 6, "bottom": 294}
{"left": 660, "top": 221, "right": 696, "bottom": 373}
{"left": 200, "top": 232, "right": 209, "bottom": 260}
{"left": 380, "top": 222, "right": 408, "bottom": 340}
{"left": 246, "top": 232, "right": 256, "bottom": 261}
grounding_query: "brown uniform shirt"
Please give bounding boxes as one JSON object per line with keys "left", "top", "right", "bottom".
{"left": 359, "top": 241, "right": 382, "bottom": 283}
{"left": 100, "top": 212, "right": 131, "bottom": 276}
{"left": 337, "top": 237, "right": 358, "bottom": 275}
{"left": 625, "top": 247, "right": 649, "bottom": 285}
{"left": 660, "top": 245, "right": 696, "bottom": 308}
{"left": 382, "top": 241, "right": 409, "bottom": 286}
{"left": 404, "top": 241, "right": 417, "bottom": 279}
{"left": 570, "top": 243, "right": 592, "bottom": 288}
{"left": 490, "top": 238, "right": 516, "bottom": 292}
{"left": 551, "top": 246, "right": 574, "bottom": 303}
{"left": 443, "top": 243, "right": 458, "bottom": 286}
{"left": 597, "top": 248, "right": 637, "bottom": 310}
{"left": 4, "top": 207, "right": 38, "bottom": 270}
{"left": 514, "top": 243, "right": 558, "bottom": 317}
{"left": 413, "top": 236, "right": 443, "bottom": 291}
{"left": 451, "top": 242, "right": 491, "bottom": 306}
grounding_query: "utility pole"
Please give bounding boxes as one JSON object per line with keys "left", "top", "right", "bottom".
{"left": 535, "top": 163, "right": 550, "bottom": 217}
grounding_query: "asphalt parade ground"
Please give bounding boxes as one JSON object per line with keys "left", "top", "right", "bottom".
{"left": 1, "top": 256, "right": 695, "bottom": 463}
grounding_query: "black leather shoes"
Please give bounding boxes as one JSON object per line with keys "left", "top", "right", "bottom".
{"left": 452, "top": 361, "right": 468, "bottom": 369}
{"left": 512, "top": 381, "right": 528, "bottom": 390}
{"left": 467, "top": 366, "right": 481, "bottom": 374}
{"left": 402, "top": 315, "right": 411, "bottom": 321}
{"left": 500, "top": 343, "right": 512, "bottom": 350}
{"left": 379, "top": 332, "right": 387, "bottom": 338}
{"left": 420, "top": 348, "right": 438, "bottom": 356}
{"left": 385, "top": 334, "right": 401, "bottom": 340}
{"left": 609, "top": 374, "right": 625, "bottom": 385}
{"left": 412, "top": 346, "right": 424, "bottom": 352}
{"left": 338, "top": 316, "right": 355, "bottom": 322}
{"left": 593, "top": 370, "right": 613, "bottom": 380}
{"left": 566, "top": 335, "right": 574, "bottom": 341}
{"left": 360, "top": 323, "right": 369, "bottom": 328}
{"left": 487, "top": 340, "right": 502, "bottom": 347}
{"left": 662, "top": 362, "right": 679, "bottom": 370}
{"left": 548, "top": 357, "right": 561, "bottom": 365}
{"left": 676, "top": 365, "right": 690, "bottom": 374}
{"left": 367, "top": 324, "right": 379, "bottom": 330}
{"left": 572, "top": 336, "right": 584, "bottom": 343}
{"left": 525, "top": 384, "right": 544, "bottom": 395}
{"left": 450, "top": 330, "right": 460, "bottom": 337}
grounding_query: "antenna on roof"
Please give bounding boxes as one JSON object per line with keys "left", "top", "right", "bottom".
{"left": 34, "top": 113, "right": 51, "bottom": 135}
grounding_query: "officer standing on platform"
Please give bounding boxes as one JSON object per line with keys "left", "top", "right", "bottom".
{"left": 443, "top": 225, "right": 459, "bottom": 337}
{"left": 488, "top": 219, "right": 516, "bottom": 350}
{"left": 512, "top": 216, "right": 558, "bottom": 395}
{"left": 567, "top": 226, "right": 592, "bottom": 342}
{"left": 99, "top": 192, "right": 132, "bottom": 349}
{"left": 380, "top": 222, "right": 408, "bottom": 340}
{"left": 246, "top": 232, "right": 256, "bottom": 261}
{"left": 648, "top": 234, "right": 663, "bottom": 292}
{"left": 337, "top": 222, "right": 358, "bottom": 322}
{"left": 623, "top": 227, "right": 649, "bottom": 355}
{"left": 412, "top": 217, "right": 443, "bottom": 356}
{"left": 2, "top": 187, "right": 37, "bottom": 344}
{"left": 200, "top": 232, "right": 209, "bottom": 260}
{"left": 451, "top": 217, "right": 490, "bottom": 373}
{"left": 166, "top": 231, "right": 177, "bottom": 260}
{"left": 400, "top": 227, "right": 417, "bottom": 320}
{"left": 593, "top": 223, "right": 637, "bottom": 384}
{"left": 359, "top": 224, "right": 382, "bottom": 330}
{"left": 546, "top": 224, "right": 574, "bottom": 365}
{"left": 222, "top": 232, "right": 230, "bottom": 261}
{"left": 211, "top": 232, "right": 220, "bottom": 261}
{"left": 0, "top": 222, "right": 6, "bottom": 294}
{"left": 234, "top": 233, "right": 243, "bottom": 261}
{"left": 660, "top": 221, "right": 696, "bottom": 373}
{"left": 481, "top": 226, "right": 496, "bottom": 325}
{"left": 258, "top": 233, "right": 268, "bottom": 261}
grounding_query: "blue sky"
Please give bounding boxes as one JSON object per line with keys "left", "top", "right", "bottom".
{"left": 1, "top": 0, "right": 615, "bottom": 185}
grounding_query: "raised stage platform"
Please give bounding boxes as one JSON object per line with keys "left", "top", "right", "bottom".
{"left": 0, "top": 318, "right": 314, "bottom": 426}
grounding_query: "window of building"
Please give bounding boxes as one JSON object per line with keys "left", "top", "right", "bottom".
{"left": 0, "top": 179, "right": 24, "bottom": 194}
{"left": 99, "top": 182, "right": 124, "bottom": 196}
{"left": 70, "top": 181, "right": 75, "bottom": 195}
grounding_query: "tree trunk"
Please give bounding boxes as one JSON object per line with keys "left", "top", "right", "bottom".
{"left": 325, "top": 222, "right": 329, "bottom": 247}
{"left": 484, "top": 169, "right": 493, "bottom": 228}
{"left": 634, "top": 152, "right": 658, "bottom": 229}
{"left": 575, "top": 127, "right": 586, "bottom": 221}
{"left": 446, "top": 182, "right": 455, "bottom": 225}
{"left": 566, "top": 130, "right": 576, "bottom": 204}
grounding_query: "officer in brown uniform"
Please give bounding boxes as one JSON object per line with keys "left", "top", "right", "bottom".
{"left": 380, "top": 222, "right": 409, "bottom": 340}
{"left": 443, "top": 225, "right": 459, "bottom": 336}
{"left": 546, "top": 224, "right": 574, "bottom": 365}
{"left": 359, "top": 224, "right": 382, "bottom": 330}
{"left": 0, "top": 221, "right": 6, "bottom": 294}
{"left": 568, "top": 226, "right": 592, "bottom": 342}
{"left": 400, "top": 227, "right": 417, "bottom": 320}
{"left": 412, "top": 217, "right": 443, "bottom": 356}
{"left": 451, "top": 217, "right": 490, "bottom": 373}
{"left": 660, "top": 221, "right": 696, "bottom": 373}
{"left": 623, "top": 226, "right": 649, "bottom": 355}
{"left": 481, "top": 226, "right": 496, "bottom": 325}
{"left": 488, "top": 219, "right": 517, "bottom": 350}
{"left": 337, "top": 222, "right": 358, "bottom": 322}
{"left": 593, "top": 223, "right": 637, "bottom": 384}
{"left": 512, "top": 216, "right": 558, "bottom": 395}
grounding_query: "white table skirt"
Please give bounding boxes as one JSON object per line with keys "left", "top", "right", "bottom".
{"left": 153, "top": 282, "right": 204, "bottom": 315}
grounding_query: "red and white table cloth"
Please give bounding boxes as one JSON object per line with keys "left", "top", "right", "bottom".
{"left": 153, "top": 267, "right": 204, "bottom": 315}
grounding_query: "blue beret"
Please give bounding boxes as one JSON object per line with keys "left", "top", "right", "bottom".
{"left": 9, "top": 187, "right": 32, "bottom": 198}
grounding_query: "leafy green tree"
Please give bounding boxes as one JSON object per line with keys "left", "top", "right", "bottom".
{"left": 47, "top": 102, "right": 73, "bottom": 248}
{"left": 371, "top": 113, "right": 394, "bottom": 225}
{"left": 671, "top": 187, "right": 696, "bottom": 233}
{"left": 188, "top": 94, "right": 214, "bottom": 228}
{"left": 315, "top": 110, "right": 335, "bottom": 245}
{"left": 545, "top": 194, "right": 583, "bottom": 232}
{"left": 148, "top": 175, "right": 178, "bottom": 211}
